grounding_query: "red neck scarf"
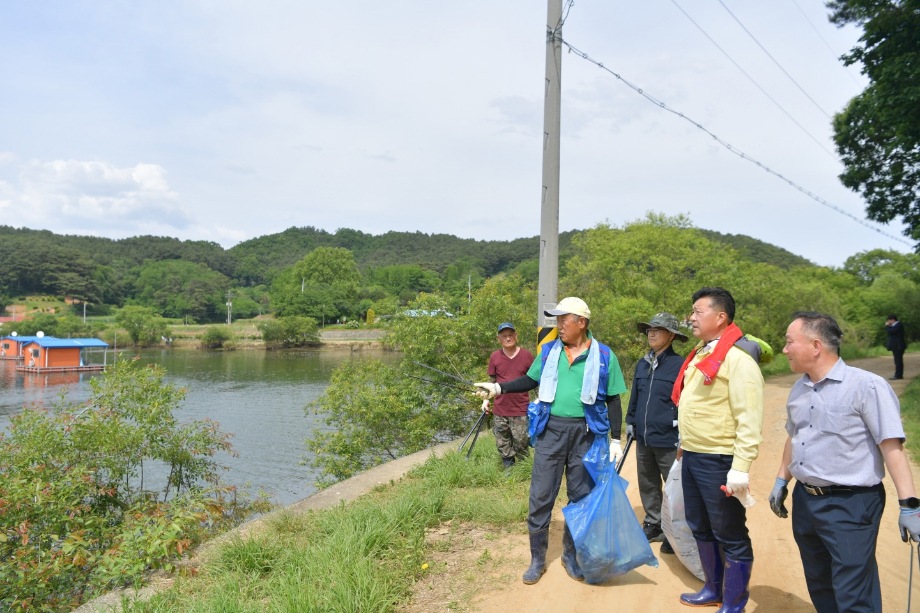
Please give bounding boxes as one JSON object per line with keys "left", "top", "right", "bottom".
{"left": 671, "top": 323, "right": 744, "bottom": 406}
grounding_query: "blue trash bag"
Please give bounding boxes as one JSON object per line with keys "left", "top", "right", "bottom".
{"left": 581, "top": 434, "right": 611, "bottom": 482}
{"left": 527, "top": 400, "right": 550, "bottom": 447}
{"left": 562, "top": 461, "right": 658, "bottom": 584}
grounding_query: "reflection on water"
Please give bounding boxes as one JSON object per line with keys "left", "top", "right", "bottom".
{"left": 0, "top": 348, "right": 397, "bottom": 506}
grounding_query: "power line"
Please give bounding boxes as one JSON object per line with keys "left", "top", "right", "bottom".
{"left": 668, "top": 0, "right": 837, "bottom": 158}
{"left": 789, "top": 0, "right": 864, "bottom": 86}
{"left": 560, "top": 39, "right": 911, "bottom": 247}
{"left": 717, "top": 0, "right": 832, "bottom": 119}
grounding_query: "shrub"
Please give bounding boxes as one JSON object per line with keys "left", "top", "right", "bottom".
{"left": 257, "top": 316, "right": 320, "bottom": 349}
{"left": 200, "top": 326, "right": 233, "bottom": 349}
{"left": 0, "top": 359, "right": 267, "bottom": 610}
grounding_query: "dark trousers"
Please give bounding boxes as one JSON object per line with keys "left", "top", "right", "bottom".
{"left": 893, "top": 349, "right": 905, "bottom": 378}
{"left": 791, "top": 482, "right": 884, "bottom": 613}
{"left": 635, "top": 442, "right": 677, "bottom": 526}
{"left": 528, "top": 415, "right": 594, "bottom": 533}
{"left": 681, "top": 451, "right": 753, "bottom": 561}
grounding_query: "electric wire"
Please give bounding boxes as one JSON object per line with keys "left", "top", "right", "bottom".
{"left": 560, "top": 39, "right": 911, "bottom": 247}
{"left": 555, "top": 0, "right": 576, "bottom": 31}
{"left": 668, "top": 0, "right": 837, "bottom": 158}
{"left": 717, "top": 0, "right": 832, "bottom": 118}
{"left": 789, "top": 0, "right": 864, "bottom": 86}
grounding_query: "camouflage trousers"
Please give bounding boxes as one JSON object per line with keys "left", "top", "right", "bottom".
{"left": 492, "top": 414, "right": 530, "bottom": 461}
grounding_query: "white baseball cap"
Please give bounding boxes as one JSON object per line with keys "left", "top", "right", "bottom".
{"left": 544, "top": 297, "right": 591, "bottom": 319}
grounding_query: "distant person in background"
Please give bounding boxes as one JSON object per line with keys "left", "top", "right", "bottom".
{"left": 486, "top": 322, "right": 534, "bottom": 468}
{"left": 885, "top": 314, "right": 906, "bottom": 380}
{"left": 626, "top": 312, "right": 687, "bottom": 556}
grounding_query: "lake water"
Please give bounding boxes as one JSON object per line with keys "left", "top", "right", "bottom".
{"left": 0, "top": 347, "right": 396, "bottom": 506}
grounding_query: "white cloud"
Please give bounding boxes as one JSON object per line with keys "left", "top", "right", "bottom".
{"left": 11, "top": 159, "right": 192, "bottom": 233}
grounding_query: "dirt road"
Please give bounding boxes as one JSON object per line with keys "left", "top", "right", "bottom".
{"left": 470, "top": 354, "right": 920, "bottom": 613}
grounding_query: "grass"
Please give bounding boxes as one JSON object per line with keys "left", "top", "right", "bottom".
{"left": 901, "top": 377, "right": 920, "bottom": 457}
{"left": 119, "top": 439, "right": 530, "bottom": 612}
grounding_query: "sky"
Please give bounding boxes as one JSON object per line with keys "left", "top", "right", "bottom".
{"left": 0, "top": 1, "right": 912, "bottom": 268}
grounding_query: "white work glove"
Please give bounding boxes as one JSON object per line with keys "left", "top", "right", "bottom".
{"left": 473, "top": 382, "right": 502, "bottom": 399}
{"left": 721, "top": 469, "right": 756, "bottom": 508}
{"left": 609, "top": 439, "right": 623, "bottom": 465}
{"left": 626, "top": 424, "right": 634, "bottom": 439}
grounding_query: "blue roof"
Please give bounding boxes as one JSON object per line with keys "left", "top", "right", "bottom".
{"left": 1, "top": 335, "right": 41, "bottom": 344}
{"left": 23, "top": 337, "right": 109, "bottom": 349}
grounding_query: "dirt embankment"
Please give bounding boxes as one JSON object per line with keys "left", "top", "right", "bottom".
{"left": 462, "top": 354, "right": 920, "bottom": 613}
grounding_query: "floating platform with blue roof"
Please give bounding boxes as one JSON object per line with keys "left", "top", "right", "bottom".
{"left": 16, "top": 337, "right": 110, "bottom": 373}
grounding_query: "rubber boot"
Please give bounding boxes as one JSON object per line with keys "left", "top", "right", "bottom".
{"left": 522, "top": 529, "right": 549, "bottom": 584}
{"left": 679, "top": 540, "right": 723, "bottom": 607}
{"left": 715, "top": 558, "right": 752, "bottom": 613}
{"left": 560, "top": 523, "right": 584, "bottom": 581}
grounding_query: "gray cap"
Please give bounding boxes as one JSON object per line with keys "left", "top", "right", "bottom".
{"left": 636, "top": 312, "right": 688, "bottom": 342}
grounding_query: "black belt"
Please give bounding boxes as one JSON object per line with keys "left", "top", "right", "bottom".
{"left": 801, "top": 482, "right": 880, "bottom": 496}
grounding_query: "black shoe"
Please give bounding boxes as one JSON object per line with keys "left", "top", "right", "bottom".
{"left": 660, "top": 539, "right": 675, "bottom": 555}
{"left": 502, "top": 458, "right": 515, "bottom": 469}
{"left": 891, "top": 376, "right": 904, "bottom": 380}
{"left": 642, "top": 522, "right": 663, "bottom": 542}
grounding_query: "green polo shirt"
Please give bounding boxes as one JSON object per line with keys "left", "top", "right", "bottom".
{"left": 526, "top": 336, "right": 627, "bottom": 418}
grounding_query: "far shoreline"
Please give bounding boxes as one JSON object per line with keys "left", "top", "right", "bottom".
{"left": 133, "top": 327, "right": 389, "bottom": 352}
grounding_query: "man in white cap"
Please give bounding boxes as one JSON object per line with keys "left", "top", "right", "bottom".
{"left": 474, "top": 297, "right": 627, "bottom": 584}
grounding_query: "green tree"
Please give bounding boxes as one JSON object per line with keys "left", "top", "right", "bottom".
{"left": 363, "top": 264, "right": 441, "bottom": 299}
{"left": 308, "top": 280, "right": 535, "bottom": 485}
{"left": 200, "top": 326, "right": 234, "bottom": 349}
{"left": 561, "top": 214, "right": 742, "bottom": 373}
{"left": 297, "top": 246, "right": 361, "bottom": 288}
{"left": 271, "top": 248, "right": 361, "bottom": 320}
{"left": 0, "top": 360, "right": 261, "bottom": 610}
{"left": 843, "top": 248, "right": 920, "bottom": 284}
{"left": 859, "top": 273, "right": 920, "bottom": 343}
{"left": 258, "top": 316, "right": 320, "bottom": 349}
{"left": 828, "top": 0, "right": 920, "bottom": 241}
{"left": 8, "top": 312, "right": 103, "bottom": 338}
{"left": 131, "top": 260, "right": 230, "bottom": 322}
{"left": 115, "top": 305, "right": 169, "bottom": 346}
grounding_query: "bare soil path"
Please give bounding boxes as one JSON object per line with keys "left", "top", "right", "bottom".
{"left": 466, "top": 354, "right": 920, "bottom": 613}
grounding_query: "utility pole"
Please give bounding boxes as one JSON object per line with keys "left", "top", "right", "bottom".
{"left": 537, "top": 0, "right": 562, "bottom": 353}
{"left": 226, "top": 290, "right": 233, "bottom": 325}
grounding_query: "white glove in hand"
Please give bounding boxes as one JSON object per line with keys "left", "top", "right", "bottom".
{"left": 609, "top": 439, "right": 623, "bottom": 465}
{"left": 473, "top": 382, "right": 502, "bottom": 399}
{"left": 723, "top": 469, "right": 756, "bottom": 508}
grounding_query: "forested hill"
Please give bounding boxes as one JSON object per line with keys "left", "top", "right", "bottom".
{"left": 0, "top": 223, "right": 811, "bottom": 308}
{"left": 697, "top": 229, "right": 813, "bottom": 268}
{"left": 227, "top": 226, "right": 580, "bottom": 280}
